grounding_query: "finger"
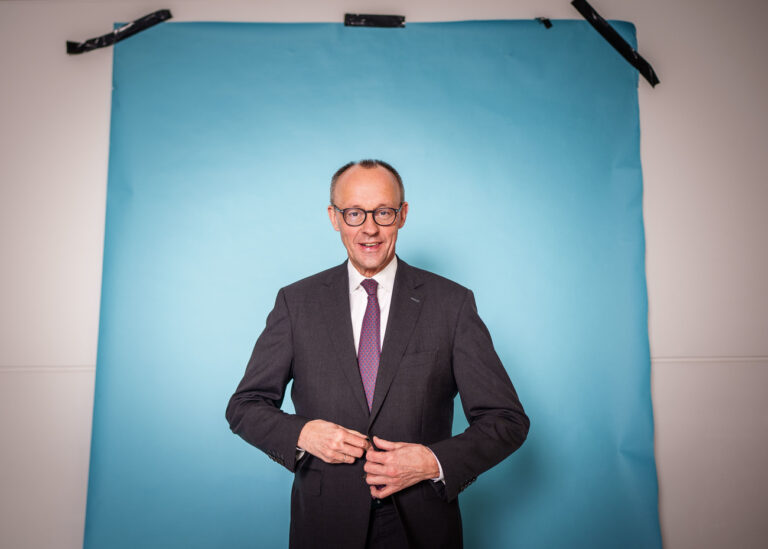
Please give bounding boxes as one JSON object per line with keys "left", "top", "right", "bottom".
{"left": 370, "top": 484, "right": 395, "bottom": 499}
{"left": 372, "top": 436, "right": 400, "bottom": 450}
{"left": 365, "top": 449, "right": 387, "bottom": 464}
{"left": 379, "top": 486, "right": 397, "bottom": 498}
{"left": 318, "top": 452, "right": 338, "bottom": 464}
{"left": 342, "top": 433, "right": 369, "bottom": 449}
{"left": 327, "top": 433, "right": 361, "bottom": 454}
{"left": 326, "top": 450, "right": 355, "bottom": 464}
{"left": 342, "top": 444, "right": 365, "bottom": 459}
{"left": 364, "top": 474, "right": 390, "bottom": 486}
{"left": 363, "top": 461, "right": 386, "bottom": 474}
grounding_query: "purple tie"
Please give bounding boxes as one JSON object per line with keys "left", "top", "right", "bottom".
{"left": 358, "top": 279, "right": 380, "bottom": 410}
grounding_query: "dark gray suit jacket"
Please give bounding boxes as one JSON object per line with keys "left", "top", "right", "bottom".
{"left": 226, "top": 259, "right": 529, "bottom": 548}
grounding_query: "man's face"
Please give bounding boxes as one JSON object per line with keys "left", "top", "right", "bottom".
{"left": 328, "top": 165, "right": 408, "bottom": 278}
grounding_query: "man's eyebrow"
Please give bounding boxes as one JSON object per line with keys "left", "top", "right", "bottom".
{"left": 343, "top": 203, "right": 396, "bottom": 209}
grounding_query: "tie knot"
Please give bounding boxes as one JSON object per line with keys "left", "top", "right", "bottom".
{"left": 360, "top": 278, "right": 378, "bottom": 296}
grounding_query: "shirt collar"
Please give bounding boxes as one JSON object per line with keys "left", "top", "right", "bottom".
{"left": 347, "top": 255, "right": 398, "bottom": 294}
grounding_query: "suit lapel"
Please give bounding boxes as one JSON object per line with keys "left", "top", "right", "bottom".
{"left": 320, "top": 263, "right": 370, "bottom": 417}
{"left": 368, "top": 260, "right": 424, "bottom": 428}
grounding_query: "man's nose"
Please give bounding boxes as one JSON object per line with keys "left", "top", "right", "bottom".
{"left": 362, "top": 213, "right": 379, "bottom": 234}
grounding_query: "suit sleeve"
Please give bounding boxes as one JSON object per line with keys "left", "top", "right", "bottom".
{"left": 225, "top": 288, "right": 310, "bottom": 472}
{"left": 428, "top": 289, "right": 530, "bottom": 501}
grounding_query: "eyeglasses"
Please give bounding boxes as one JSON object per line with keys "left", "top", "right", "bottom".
{"left": 332, "top": 204, "right": 403, "bottom": 227}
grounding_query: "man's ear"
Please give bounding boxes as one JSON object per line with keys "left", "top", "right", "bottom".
{"left": 397, "top": 202, "right": 409, "bottom": 228}
{"left": 328, "top": 205, "right": 341, "bottom": 232}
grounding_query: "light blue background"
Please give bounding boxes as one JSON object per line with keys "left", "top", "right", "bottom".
{"left": 85, "top": 21, "right": 661, "bottom": 548}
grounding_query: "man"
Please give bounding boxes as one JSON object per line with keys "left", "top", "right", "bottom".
{"left": 226, "top": 160, "right": 529, "bottom": 548}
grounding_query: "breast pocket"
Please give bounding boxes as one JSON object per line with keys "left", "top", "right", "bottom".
{"left": 398, "top": 349, "right": 442, "bottom": 386}
{"left": 400, "top": 349, "right": 439, "bottom": 368}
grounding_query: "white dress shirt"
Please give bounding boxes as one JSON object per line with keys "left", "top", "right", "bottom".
{"left": 347, "top": 256, "right": 397, "bottom": 353}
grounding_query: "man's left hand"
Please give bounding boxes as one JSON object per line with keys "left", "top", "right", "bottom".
{"left": 363, "top": 436, "right": 440, "bottom": 499}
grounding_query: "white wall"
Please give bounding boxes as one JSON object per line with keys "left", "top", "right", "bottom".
{"left": 1, "top": 1, "right": 766, "bottom": 547}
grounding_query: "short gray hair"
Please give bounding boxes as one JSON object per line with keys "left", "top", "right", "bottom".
{"left": 330, "top": 159, "right": 404, "bottom": 204}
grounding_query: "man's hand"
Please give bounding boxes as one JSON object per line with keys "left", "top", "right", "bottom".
{"left": 364, "top": 436, "right": 440, "bottom": 499}
{"left": 297, "top": 420, "right": 370, "bottom": 464}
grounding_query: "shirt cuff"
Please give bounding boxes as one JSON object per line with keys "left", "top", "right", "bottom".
{"left": 426, "top": 447, "right": 445, "bottom": 483}
{"left": 296, "top": 447, "right": 305, "bottom": 462}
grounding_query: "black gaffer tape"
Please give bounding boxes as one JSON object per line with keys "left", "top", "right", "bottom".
{"left": 571, "top": 0, "right": 659, "bottom": 87}
{"left": 67, "top": 9, "right": 172, "bottom": 54}
{"left": 344, "top": 14, "right": 405, "bottom": 28}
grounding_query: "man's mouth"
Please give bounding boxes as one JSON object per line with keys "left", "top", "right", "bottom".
{"left": 359, "top": 242, "right": 381, "bottom": 250}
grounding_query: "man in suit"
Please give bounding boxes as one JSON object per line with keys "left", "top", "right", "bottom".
{"left": 226, "top": 160, "right": 529, "bottom": 548}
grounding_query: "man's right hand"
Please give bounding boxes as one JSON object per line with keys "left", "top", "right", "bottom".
{"left": 297, "top": 420, "right": 370, "bottom": 464}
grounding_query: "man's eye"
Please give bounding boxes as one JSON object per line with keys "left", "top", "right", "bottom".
{"left": 347, "top": 210, "right": 362, "bottom": 218}
{"left": 375, "top": 209, "right": 393, "bottom": 218}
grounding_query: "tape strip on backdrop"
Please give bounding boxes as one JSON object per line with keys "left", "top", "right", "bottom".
{"left": 67, "top": 9, "right": 172, "bottom": 55}
{"left": 344, "top": 14, "right": 406, "bottom": 28}
{"left": 571, "top": 0, "right": 659, "bottom": 87}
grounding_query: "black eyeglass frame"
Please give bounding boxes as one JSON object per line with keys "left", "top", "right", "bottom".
{"left": 331, "top": 203, "right": 404, "bottom": 227}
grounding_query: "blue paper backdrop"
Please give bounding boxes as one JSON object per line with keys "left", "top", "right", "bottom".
{"left": 85, "top": 21, "right": 661, "bottom": 548}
